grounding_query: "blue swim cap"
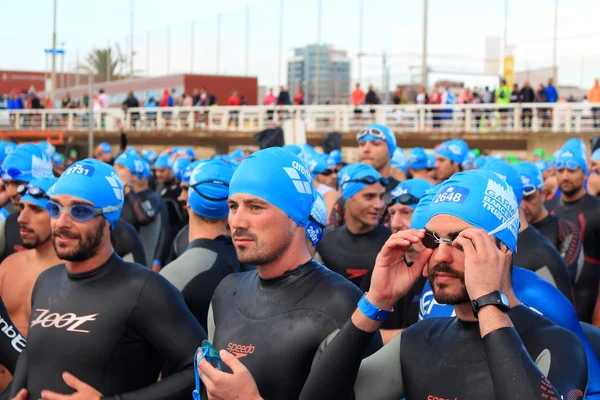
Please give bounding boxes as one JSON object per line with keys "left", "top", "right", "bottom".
{"left": 338, "top": 163, "right": 383, "bottom": 201}
{"left": 329, "top": 149, "right": 343, "bottom": 165}
{"left": 554, "top": 149, "right": 588, "bottom": 174}
{"left": 307, "top": 153, "right": 336, "bottom": 177}
{"left": 306, "top": 191, "right": 327, "bottom": 247}
{"left": 184, "top": 147, "right": 196, "bottom": 160}
{"left": 52, "top": 152, "right": 64, "bottom": 166}
{"left": 37, "top": 141, "right": 56, "bottom": 158}
{"left": 173, "top": 157, "right": 191, "bottom": 181}
{"left": 114, "top": 153, "right": 146, "bottom": 180}
{"left": 229, "top": 147, "right": 313, "bottom": 227}
{"left": 0, "top": 142, "right": 17, "bottom": 165}
{"left": 408, "top": 147, "right": 428, "bottom": 170}
{"left": 515, "top": 162, "right": 543, "bottom": 195}
{"left": 48, "top": 159, "right": 124, "bottom": 229}
{"left": 2, "top": 143, "right": 53, "bottom": 183}
{"left": 410, "top": 184, "right": 439, "bottom": 229}
{"left": 534, "top": 159, "right": 550, "bottom": 173}
{"left": 473, "top": 156, "right": 487, "bottom": 170}
{"left": 425, "top": 170, "right": 520, "bottom": 253}
{"left": 188, "top": 159, "right": 235, "bottom": 219}
{"left": 181, "top": 160, "right": 204, "bottom": 184}
{"left": 562, "top": 138, "right": 587, "bottom": 156}
{"left": 435, "top": 140, "right": 465, "bottom": 164}
{"left": 426, "top": 153, "right": 436, "bottom": 169}
{"left": 389, "top": 178, "right": 433, "bottom": 210}
{"left": 141, "top": 149, "right": 158, "bottom": 164}
{"left": 480, "top": 158, "right": 524, "bottom": 204}
{"left": 231, "top": 148, "right": 245, "bottom": 159}
{"left": 20, "top": 176, "right": 58, "bottom": 209}
{"left": 591, "top": 148, "right": 600, "bottom": 161}
{"left": 358, "top": 124, "right": 397, "bottom": 157}
{"left": 391, "top": 147, "right": 407, "bottom": 172}
{"left": 155, "top": 154, "right": 174, "bottom": 170}
{"left": 125, "top": 147, "right": 138, "bottom": 156}
{"left": 297, "top": 144, "right": 318, "bottom": 167}
{"left": 461, "top": 150, "right": 476, "bottom": 170}
{"left": 99, "top": 142, "right": 113, "bottom": 154}
{"left": 282, "top": 144, "right": 302, "bottom": 156}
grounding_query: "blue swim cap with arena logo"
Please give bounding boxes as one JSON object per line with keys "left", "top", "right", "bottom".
{"left": 306, "top": 190, "right": 327, "bottom": 247}
{"left": 48, "top": 159, "right": 124, "bottom": 229}
{"left": 2, "top": 143, "right": 53, "bottom": 183}
{"left": 229, "top": 147, "right": 313, "bottom": 227}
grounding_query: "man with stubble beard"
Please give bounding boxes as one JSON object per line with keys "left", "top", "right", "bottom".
{"left": 545, "top": 150, "right": 600, "bottom": 326}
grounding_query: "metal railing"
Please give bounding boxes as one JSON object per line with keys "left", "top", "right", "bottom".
{"left": 2, "top": 103, "right": 600, "bottom": 134}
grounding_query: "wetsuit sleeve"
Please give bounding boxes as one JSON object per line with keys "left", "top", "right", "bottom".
{"left": 326, "top": 197, "right": 345, "bottom": 232}
{"left": 557, "top": 218, "right": 584, "bottom": 282}
{"left": 151, "top": 202, "right": 171, "bottom": 267}
{"left": 103, "top": 273, "right": 206, "bottom": 400}
{"left": 483, "top": 326, "right": 587, "bottom": 399}
{"left": 7, "top": 348, "right": 27, "bottom": 397}
{"left": 0, "top": 297, "right": 24, "bottom": 374}
{"left": 299, "top": 320, "right": 378, "bottom": 400}
{"left": 124, "top": 191, "right": 159, "bottom": 226}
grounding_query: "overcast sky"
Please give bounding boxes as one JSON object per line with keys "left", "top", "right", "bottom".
{"left": 3, "top": 0, "right": 600, "bottom": 89}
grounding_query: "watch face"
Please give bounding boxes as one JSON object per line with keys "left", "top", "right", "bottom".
{"left": 499, "top": 292, "right": 510, "bottom": 307}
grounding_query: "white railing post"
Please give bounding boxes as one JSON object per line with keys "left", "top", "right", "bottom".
{"left": 532, "top": 106, "right": 539, "bottom": 133}
{"left": 418, "top": 107, "right": 425, "bottom": 132}
{"left": 15, "top": 112, "right": 21, "bottom": 130}
{"left": 125, "top": 109, "right": 132, "bottom": 130}
{"left": 187, "top": 108, "right": 194, "bottom": 130}
{"left": 552, "top": 105, "right": 559, "bottom": 133}
{"left": 342, "top": 106, "right": 350, "bottom": 132}
{"left": 376, "top": 107, "right": 386, "bottom": 125}
{"left": 258, "top": 108, "right": 265, "bottom": 130}
{"left": 513, "top": 105, "right": 521, "bottom": 132}
{"left": 157, "top": 110, "right": 164, "bottom": 130}
{"left": 464, "top": 107, "right": 472, "bottom": 133}
{"left": 67, "top": 112, "right": 74, "bottom": 130}
{"left": 565, "top": 106, "right": 572, "bottom": 133}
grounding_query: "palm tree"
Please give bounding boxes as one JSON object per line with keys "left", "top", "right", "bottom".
{"left": 77, "top": 45, "right": 128, "bottom": 80}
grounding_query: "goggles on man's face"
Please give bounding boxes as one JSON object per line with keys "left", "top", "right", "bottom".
{"left": 356, "top": 127, "right": 386, "bottom": 141}
{"left": 555, "top": 160, "right": 582, "bottom": 171}
{"left": 386, "top": 193, "right": 420, "bottom": 207}
{"left": 341, "top": 176, "right": 389, "bottom": 188}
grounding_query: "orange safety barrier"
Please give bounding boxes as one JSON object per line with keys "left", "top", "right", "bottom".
{"left": 0, "top": 131, "right": 64, "bottom": 146}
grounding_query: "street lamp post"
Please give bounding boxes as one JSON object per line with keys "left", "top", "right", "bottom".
{"left": 50, "top": 0, "right": 57, "bottom": 108}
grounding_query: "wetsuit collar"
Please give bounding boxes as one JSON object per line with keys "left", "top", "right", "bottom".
{"left": 66, "top": 252, "right": 120, "bottom": 281}
{"left": 258, "top": 260, "right": 315, "bottom": 291}
{"left": 186, "top": 236, "right": 229, "bottom": 251}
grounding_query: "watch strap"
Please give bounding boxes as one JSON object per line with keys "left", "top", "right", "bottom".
{"left": 471, "top": 291, "right": 510, "bottom": 318}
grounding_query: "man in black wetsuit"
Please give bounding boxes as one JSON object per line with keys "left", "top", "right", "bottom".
{"left": 198, "top": 148, "right": 381, "bottom": 400}
{"left": 114, "top": 153, "right": 170, "bottom": 271}
{"left": 9, "top": 158, "right": 206, "bottom": 400}
{"left": 545, "top": 150, "right": 600, "bottom": 324}
{"left": 481, "top": 158, "right": 574, "bottom": 302}
{"left": 0, "top": 144, "right": 54, "bottom": 261}
{"left": 154, "top": 153, "right": 180, "bottom": 200}
{"left": 317, "top": 163, "right": 391, "bottom": 286}
{"left": 160, "top": 159, "right": 241, "bottom": 331}
{"left": 407, "top": 147, "right": 436, "bottom": 184}
{"left": 300, "top": 169, "right": 587, "bottom": 400}
{"left": 516, "top": 162, "right": 583, "bottom": 283}
{"left": 327, "top": 124, "right": 399, "bottom": 229}
{"left": 359, "top": 178, "right": 433, "bottom": 344}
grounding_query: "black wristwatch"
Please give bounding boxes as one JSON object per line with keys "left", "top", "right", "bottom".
{"left": 471, "top": 291, "right": 510, "bottom": 319}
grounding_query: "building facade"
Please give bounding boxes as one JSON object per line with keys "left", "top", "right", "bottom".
{"left": 288, "top": 44, "right": 351, "bottom": 105}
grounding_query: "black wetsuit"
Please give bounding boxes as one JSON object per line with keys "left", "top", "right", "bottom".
{"left": 514, "top": 225, "right": 574, "bottom": 303}
{"left": 546, "top": 194, "right": 600, "bottom": 322}
{"left": 301, "top": 305, "right": 588, "bottom": 400}
{"left": 208, "top": 261, "right": 383, "bottom": 400}
{"left": 2, "top": 213, "right": 23, "bottom": 261}
{"left": 160, "top": 236, "right": 242, "bottom": 331}
{"left": 120, "top": 188, "right": 170, "bottom": 267}
{"left": 165, "top": 225, "right": 189, "bottom": 265}
{"left": 112, "top": 220, "right": 147, "bottom": 266}
{"left": 157, "top": 180, "right": 187, "bottom": 252}
{"left": 9, "top": 253, "right": 206, "bottom": 400}
{"left": 326, "top": 177, "right": 399, "bottom": 230}
{"left": 533, "top": 213, "right": 583, "bottom": 284}
{"left": 317, "top": 225, "right": 391, "bottom": 287}
{"left": 0, "top": 296, "right": 24, "bottom": 375}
